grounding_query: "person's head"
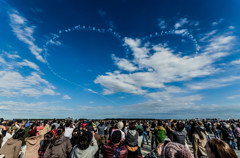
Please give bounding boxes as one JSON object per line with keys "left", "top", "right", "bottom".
{"left": 163, "top": 142, "right": 193, "bottom": 158}
{"left": 237, "top": 123, "right": 240, "bottom": 128}
{"left": 205, "top": 138, "right": 238, "bottom": 158}
{"left": 72, "top": 128, "right": 80, "bottom": 138}
{"left": 78, "top": 131, "right": 92, "bottom": 150}
{"left": 117, "top": 121, "right": 124, "bottom": 130}
{"left": 158, "top": 120, "right": 163, "bottom": 126}
{"left": 12, "top": 128, "right": 25, "bottom": 140}
{"left": 129, "top": 122, "right": 136, "bottom": 130}
{"left": 56, "top": 126, "right": 65, "bottom": 136}
{"left": 51, "top": 124, "right": 56, "bottom": 130}
{"left": 28, "top": 129, "right": 37, "bottom": 137}
{"left": 112, "top": 130, "right": 122, "bottom": 145}
{"left": 65, "top": 120, "right": 71, "bottom": 127}
{"left": 176, "top": 122, "right": 185, "bottom": 132}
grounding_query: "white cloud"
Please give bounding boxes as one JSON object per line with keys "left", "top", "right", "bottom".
{"left": 0, "top": 101, "right": 72, "bottom": 119}
{"left": 95, "top": 30, "right": 236, "bottom": 103}
{"left": 18, "top": 59, "right": 40, "bottom": 71}
{"left": 187, "top": 76, "right": 240, "bottom": 90}
{"left": 231, "top": 59, "right": 240, "bottom": 65}
{"left": 112, "top": 55, "right": 138, "bottom": 72}
{"left": 229, "top": 26, "right": 235, "bottom": 29}
{"left": 9, "top": 10, "right": 45, "bottom": 62}
{"left": 211, "top": 18, "right": 224, "bottom": 26}
{"left": 174, "top": 18, "right": 188, "bottom": 29}
{"left": 62, "top": 95, "right": 71, "bottom": 100}
{"left": 0, "top": 71, "right": 57, "bottom": 97}
{"left": 200, "top": 30, "right": 217, "bottom": 42}
{"left": 157, "top": 18, "right": 167, "bottom": 29}
{"left": 87, "top": 89, "right": 98, "bottom": 94}
{"left": 227, "top": 94, "right": 240, "bottom": 99}
{"left": 89, "top": 101, "right": 95, "bottom": 104}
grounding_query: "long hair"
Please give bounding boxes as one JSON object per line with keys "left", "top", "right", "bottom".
{"left": 41, "top": 132, "right": 53, "bottom": 152}
{"left": 207, "top": 138, "right": 238, "bottom": 158}
{"left": 49, "top": 126, "right": 64, "bottom": 149}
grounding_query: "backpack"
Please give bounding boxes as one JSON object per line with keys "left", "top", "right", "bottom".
{"left": 155, "top": 130, "right": 165, "bottom": 144}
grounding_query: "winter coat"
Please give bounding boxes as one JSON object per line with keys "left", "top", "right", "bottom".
{"left": 0, "top": 138, "right": 22, "bottom": 158}
{"left": 69, "top": 137, "right": 98, "bottom": 158}
{"left": 44, "top": 135, "right": 72, "bottom": 158}
{"left": 25, "top": 134, "right": 43, "bottom": 158}
{"left": 103, "top": 143, "right": 128, "bottom": 158}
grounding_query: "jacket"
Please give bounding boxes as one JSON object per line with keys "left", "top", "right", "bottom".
{"left": 171, "top": 130, "right": 187, "bottom": 145}
{"left": 0, "top": 138, "right": 22, "bottom": 158}
{"left": 25, "top": 134, "right": 44, "bottom": 158}
{"left": 192, "top": 132, "right": 207, "bottom": 158}
{"left": 126, "top": 130, "right": 138, "bottom": 147}
{"left": 103, "top": 143, "right": 128, "bottom": 158}
{"left": 44, "top": 135, "right": 72, "bottom": 158}
{"left": 154, "top": 126, "right": 166, "bottom": 143}
{"left": 69, "top": 137, "right": 98, "bottom": 158}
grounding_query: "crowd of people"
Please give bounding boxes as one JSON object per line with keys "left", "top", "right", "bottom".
{"left": 0, "top": 118, "right": 239, "bottom": 158}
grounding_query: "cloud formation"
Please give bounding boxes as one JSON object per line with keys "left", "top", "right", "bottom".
{"left": 9, "top": 10, "right": 45, "bottom": 62}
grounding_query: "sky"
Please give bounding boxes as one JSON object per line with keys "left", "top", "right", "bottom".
{"left": 0, "top": 0, "right": 240, "bottom": 119}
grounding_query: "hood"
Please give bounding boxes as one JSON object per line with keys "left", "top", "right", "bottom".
{"left": 6, "top": 138, "right": 19, "bottom": 145}
{"left": 54, "top": 136, "right": 68, "bottom": 146}
{"left": 156, "top": 126, "right": 165, "bottom": 131}
{"left": 128, "top": 130, "right": 136, "bottom": 136}
{"left": 25, "top": 135, "right": 42, "bottom": 145}
{"left": 71, "top": 147, "right": 90, "bottom": 157}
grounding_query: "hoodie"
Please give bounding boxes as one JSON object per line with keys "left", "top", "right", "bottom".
{"left": 24, "top": 134, "right": 43, "bottom": 158}
{"left": 69, "top": 137, "right": 98, "bottom": 158}
{"left": 0, "top": 138, "right": 22, "bottom": 158}
{"left": 126, "top": 130, "right": 138, "bottom": 147}
{"left": 44, "top": 135, "right": 72, "bottom": 158}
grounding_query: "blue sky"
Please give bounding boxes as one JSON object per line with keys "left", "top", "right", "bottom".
{"left": 0, "top": 0, "right": 240, "bottom": 119}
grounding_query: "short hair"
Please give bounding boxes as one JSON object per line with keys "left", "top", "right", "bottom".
{"left": 112, "top": 130, "right": 121, "bottom": 144}
{"left": 13, "top": 129, "right": 25, "bottom": 140}
{"left": 129, "top": 122, "right": 136, "bottom": 130}
{"left": 176, "top": 122, "right": 185, "bottom": 131}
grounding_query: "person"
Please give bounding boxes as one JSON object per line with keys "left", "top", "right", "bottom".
{"left": 205, "top": 138, "right": 238, "bottom": 158}
{"left": 191, "top": 123, "right": 207, "bottom": 158}
{"left": 137, "top": 125, "right": 144, "bottom": 157}
{"left": 71, "top": 128, "right": 80, "bottom": 147}
{"left": 24, "top": 128, "right": 44, "bottom": 158}
{"left": 44, "top": 126, "right": 72, "bottom": 158}
{"left": 234, "top": 123, "right": 240, "bottom": 150}
{"left": 142, "top": 122, "right": 149, "bottom": 145}
{"left": 38, "top": 132, "right": 53, "bottom": 158}
{"left": 167, "top": 121, "right": 187, "bottom": 145}
{"left": 64, "top": 120, "right": 74, "bottom": 139}
{"left": 154, "top": 121, "right": 166, "bottom": 146}
{"left": 69, "top": 131, "right": 98, "bottom": 158}
{"left": 220, "top": 123, "right": 235, "bottom": 149}
{"left": 0, "top": 128, "right": 25, "bottom": 158}
{"left": 126, "top": 122, "right": 139, "bottom": 158}
{"left": 50, "top": 124, "right": 57, "bottom": 137}
{"left": 97, "top": 121, "right": 105, "bottom": 152}
{"left": 150, "top": 121, "right": 156, "bottom": 150}
{"left": 103, "top": 130, "right": 128, "bottom": 158}
{"left": 144, "top": 142, "right": 193, "bottom": 158}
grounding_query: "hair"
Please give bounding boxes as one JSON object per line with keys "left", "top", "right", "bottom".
{"left": 129, "top": 122, "right": 136, "bottom": 130}
{"left": 41, "top": 132, "right": 53, "bottom": 152}
{"left": 158, "top": 121, "right": 163, "bottom": 126}
{"left": 176, "top": 122, "right": 185, "bottom": 132}
{"left": 78, "top": 134, "right": 90, "bottom": 150}
{"left": 191, "top": 122, "right": 205, "bottom": 140}
{"left": 12, "top": 128, "right": 25, "bottom": 140}
{"left": 51, "top": 125, "right": 56, "bottom": 130}
{"left": 112, "top": 130, "right": 122, "bottom": 144}
{"left": 117, "top": 121, "right": 124, "bottom": 130}
{"left": 207, "top": 138, "right": 238, "bottom": 158}
{"left": 137, "top": 127, "right": 143, "bottom": 136}
{"left": 65, "top": 120, "right": 71, "bottom": 127}
{"left": 237, "top": 123, "right": 240, "bottom": 128}
{"left": 49, "top": 126, "right": 65, "bottom": 149}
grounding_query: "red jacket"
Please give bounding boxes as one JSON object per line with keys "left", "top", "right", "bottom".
{"left": 103, "top": 143, "right": 128, "bottom": 158}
